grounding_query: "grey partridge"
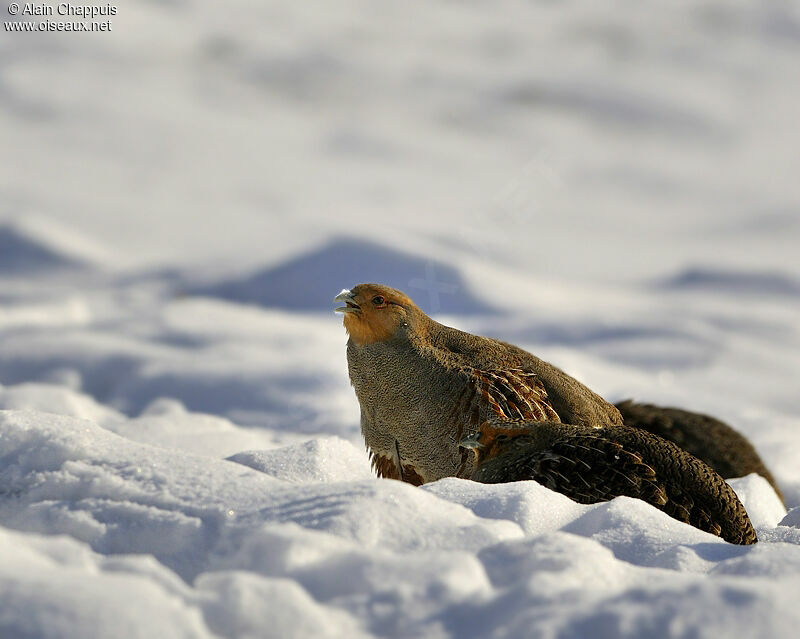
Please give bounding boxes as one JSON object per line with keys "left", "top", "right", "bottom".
{"left": 335, "top": 283, "right": 622, "bottom": 485}
{"left": 615, "top": 400, "right": 783, "bottom": 504}
{"left": 334, "top": 283, "right": 758, "bottom": 543}
{"left": 461, "top": 419, "right": 758, "bottom": 545}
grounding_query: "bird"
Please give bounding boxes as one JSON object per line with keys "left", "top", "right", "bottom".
{"left": 460, "top": 419, "right": 758, "bottom": 545}
{"left": 615, "top": 400, "right": 784, "bottom": 504}
{"left": 335, "top": 283, "right": 624, "bottom": 486}
{"left": 334, "top": 282, "right": 760, "bottom": 542}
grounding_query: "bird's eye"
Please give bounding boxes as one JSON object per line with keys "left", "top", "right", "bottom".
{"left": 495, "top": 434, "right": 508, "bottom": 442}
{"left": 372, "top": 295, "right": 385, "bottom": 306}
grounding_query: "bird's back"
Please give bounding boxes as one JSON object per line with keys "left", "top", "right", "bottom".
{"left": 427, "top": 322, "right": 624, "bottom": 428}
{"left": 616, "top": 400, "right": 784, "bottom": 504}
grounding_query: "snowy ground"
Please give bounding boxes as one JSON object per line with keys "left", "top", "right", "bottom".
{"left": 2, "top": 1, "right": 800, "bottom": 637}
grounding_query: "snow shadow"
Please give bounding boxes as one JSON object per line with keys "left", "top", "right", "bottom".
{"left": 190, "top": 236, "right": 499, "bottom": 316}
{"left": 471, "top": 318, "right": 717, "bottom": 371}
{"left": 0, "top": 224, "right": 85, "bottom": 274}
{"left": 497, "top": 80, "right": 719, "bottom": 137}
{"left": 659, "top": 267, "right": 800, "bottom": 298}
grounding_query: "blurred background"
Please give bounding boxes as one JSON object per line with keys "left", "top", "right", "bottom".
{"left": 3, "top": 0, "right": 799, "bottom": 282}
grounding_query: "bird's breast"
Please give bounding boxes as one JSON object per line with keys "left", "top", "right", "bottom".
{"left": 346, "top": 341, "right": 471, "bottom": 482}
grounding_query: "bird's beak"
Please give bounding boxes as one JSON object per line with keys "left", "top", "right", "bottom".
{"left": 334, "top": 289, "right": 361, "bottom": 314}
{"left": 459, "top": 431, "right": 483, "bottom": 449}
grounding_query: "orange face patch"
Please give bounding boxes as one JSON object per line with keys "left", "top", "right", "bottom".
{"left": 342, "top": 284, "right": 414, "bottom": 346}
{"left": 475, "top": 423, "right": 530, "bottom": 463}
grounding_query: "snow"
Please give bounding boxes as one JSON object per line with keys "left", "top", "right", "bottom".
{"left": 2, "top": 0, "right": 800, "bottom": 637}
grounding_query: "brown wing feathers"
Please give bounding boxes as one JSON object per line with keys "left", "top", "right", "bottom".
{"left": 465, "top": 367, "right": 560, "bottom": 422}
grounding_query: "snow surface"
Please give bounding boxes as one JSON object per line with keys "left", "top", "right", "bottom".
{"left": 2, "top": 1, "right": 800, "bottom": 637}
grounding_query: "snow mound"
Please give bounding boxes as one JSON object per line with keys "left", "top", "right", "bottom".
{"left": 106, "top": 398, "right": 287, "bottom": 457}
{"left": 423, "top": 477, "right": 592, "bottom": 535}
{"left": 0, "top": 382, "right": 124, "bottom": 426}
{"left": 562, "top": 496, "right": 733, "bottom": 567}
{"left": 488, "top": 573, "right": 800, "bottom": 639}
{"left": 227, "top": 437, "right": 372, "bottom": 483}
{"left": 0, "top": 410, "right": 518, "bottom": 577}
{"left": 0, "top": 410, "right": 282, "bottom": 580}
{"left": 0, "top": 529, "right": 210, "bottom": 639}
{"left": 209, "top": 522, "right": 494, "bottom": 635}
{"left": 727, "top": 474, "right": 787, "bottom": 530}
{"left": 195, "top": 571, "right": 364, "bottom": 639}
{"left": 477, "top": 531, "right": 637, "bottom": 593}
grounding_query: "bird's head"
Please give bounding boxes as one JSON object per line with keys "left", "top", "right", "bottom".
{"left": 460, "top": 420, "right": 532, "bottom": 464}
{"left": 333, "top": 283, "right": 420, "bottom": 346}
